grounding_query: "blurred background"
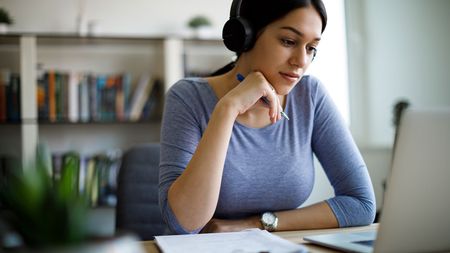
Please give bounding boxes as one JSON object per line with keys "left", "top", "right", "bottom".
{"left": 0, "top": 0, "right": 449, "bottom": 237}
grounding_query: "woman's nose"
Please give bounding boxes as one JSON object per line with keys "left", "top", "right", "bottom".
{"left": 289, "top": 48, "right": 310, "bottom": 68}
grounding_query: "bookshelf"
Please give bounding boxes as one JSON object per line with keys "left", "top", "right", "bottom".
{"left": 0, "top": 33, "right": 233, "bottom": 171}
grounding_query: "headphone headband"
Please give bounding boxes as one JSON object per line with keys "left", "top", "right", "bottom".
{"left": 230, "top": 0, "right": 242, "bottom": 18}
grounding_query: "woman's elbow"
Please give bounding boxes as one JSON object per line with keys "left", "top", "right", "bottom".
{"left": 359, "top": 197, "right": 377, "bottom": 226}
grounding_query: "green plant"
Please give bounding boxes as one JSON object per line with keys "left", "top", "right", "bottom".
{"left": 188, "top": 15, "right": 211, "bottom": 29}
{"left": 0, "top": 153, "right": 89, "bottom": 249}
{"left": 0, "top": 8, "right": 14, "bottom": 25}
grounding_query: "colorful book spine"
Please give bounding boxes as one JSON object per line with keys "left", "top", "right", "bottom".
{"left": 115, "top": 75, "right": 125, "bottom": 121}
{"left": 129, "top": 73, "right": 152, "bottom": 122}
{"left": 48, "top": 70, "right": 56, "bottom": 122}
{"left": 103, "top": 75, "right": 117, "bottom": 121}
{"left": 6, "top": 74, "right": 20, "bottom": 122}
{"left": 0, "top": 70, "right": 9, "bottom": 123}
{"left": 95, "top": 75, "right": 106, "bottom": 122}
{"left": 68, "top": 72, "right": 79, "bottom": 123}
{"left": 37, "top": 72, "right": 49, "bottom": 121}
{"left": 36, "top": 70, "right": 161, "bottom": 123}
{"left": 79, "top": 74, "right": 90, "bottom": 122}
{"left": 88, "top": 74, "right": 97, "bottom": 122}
{"left": 122, "top": 73, "right": 132, "bottom": 120}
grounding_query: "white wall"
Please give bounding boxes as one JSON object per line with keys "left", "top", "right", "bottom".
{"left": 0, "top": 0, "right": 229, "bottom": 37}
{"left": 367, "top": 0, "right": 450, "bottom": 146}
{"left": 345, "top": 0, "right": 450, "bottom": 211}
{"left": 347, "top": 0, "right": 450, "bottom": 148}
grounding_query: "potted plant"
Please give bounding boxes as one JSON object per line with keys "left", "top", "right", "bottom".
{"left": 187, "top": 15, "right": 212, "bottom": 38}
{"left": 0, "top": 150, "right": 145, "bottom": 252}
{"left": 0, "top": 7, "right": 13, "bottom": 33}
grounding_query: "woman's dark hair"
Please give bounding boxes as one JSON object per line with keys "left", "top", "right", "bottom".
{"left": 211, "top": 0, "right": 327, "bottom": 76}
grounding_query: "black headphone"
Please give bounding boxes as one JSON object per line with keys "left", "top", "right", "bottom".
{"left": 222, "top": 0, "right": 254, "bottom": 53}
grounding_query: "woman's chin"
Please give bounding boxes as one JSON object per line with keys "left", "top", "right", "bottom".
{"left": 275, "top": 85, "right": 295, "bottom": 96}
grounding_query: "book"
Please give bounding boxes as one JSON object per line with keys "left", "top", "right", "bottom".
{"left": 6, "top": 73, "right": 20, "bottom": 122}
{"left": 140, "top": 78, "right": 162, "bottom": 120}
{"left": 115, "top": 75, "right": 125, "bottom": 121}
{"left": 51, "top": 153, "right": 63, "bottom": 181}
{"left": 48, "top": 70, "right": 56, "bottom": 122}
{"left": 61, "top": 73, "right": 70, "bottom": 122}
{"left": 78, "top": 74, "right": 90, "bottom": 122}
{"left": 122, "top": 74, "right": 132, "bottom": 120}
{"left": 84, "top": 157, "right": 98, "bottom": 206}
{"left": 37, "top": 72, "right": 48, "bottom": 121}
{"left": 128, "top": 73, "right": 152, "bottom": 122}
{"left": 95, "top": 75, "right": 107, "bottom": 121}
{"left": 0, "top": 69, "right": 9, "bottom": 123}
{"left": 102, "top": 150, "right": 121, "bottom": 206}
{"left": 115, "top": 74, "right": 131, "bottom": 121}
{"left": 55, "top": 73, "right": 62, "bottom": 121}
{"left": 102, "top": 75, "right": 117, "bottom": 121}
{"left": 68, "top": 72, "right": 80, "bottom": 123}
{"left": 78, "top": 154, "right": 88, "bottom": 194}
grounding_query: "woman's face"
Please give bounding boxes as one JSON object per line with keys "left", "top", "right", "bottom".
{"left": 244, "top": 5, "right": 323, "bottom": 95}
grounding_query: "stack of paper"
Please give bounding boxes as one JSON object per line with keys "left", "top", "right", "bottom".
{"left": 155, "top": 228, "right": 307, "bottom": 253}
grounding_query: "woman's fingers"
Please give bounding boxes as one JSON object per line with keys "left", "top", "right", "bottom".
{"left": 232, "top": 71, "right": 283, "bottom": 123}
{"left": 265, "top": 84, "right": 281, "bottom": 124}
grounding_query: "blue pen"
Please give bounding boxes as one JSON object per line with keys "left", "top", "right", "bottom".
{"left": 236, "top": 73, "right": 290, "bottom": 120}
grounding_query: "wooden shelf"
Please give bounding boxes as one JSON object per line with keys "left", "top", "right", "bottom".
{"left": 0, "top": 33, "right": 230, "bottom": 165}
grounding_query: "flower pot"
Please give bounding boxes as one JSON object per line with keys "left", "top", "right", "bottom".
{"left": 192, "top": 26, "right": 213, "bottom": 39}
{"left": 0, "top": 23, "right": 9, "bottom": 33}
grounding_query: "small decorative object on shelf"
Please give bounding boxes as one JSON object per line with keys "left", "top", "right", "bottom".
{"left": 0, "top": 7, "right": 14, "bottom": 33}
{"left": 187, "top": 15, "right": 212, "bottom": 39}
{"left": 0, "top": 145, "right": 145, "bottom": 252}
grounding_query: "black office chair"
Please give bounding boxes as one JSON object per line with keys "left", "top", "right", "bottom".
{"left": 115, "top": 143, "right": 168, "bottom": 240}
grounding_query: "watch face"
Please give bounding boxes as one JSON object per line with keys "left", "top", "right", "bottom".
{"left": 262, "top": 212, "right": 276, "bottom": 224}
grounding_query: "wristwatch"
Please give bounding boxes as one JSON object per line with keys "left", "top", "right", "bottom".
{"left": 260, "top": 212, "right": 278, "bottom": 232}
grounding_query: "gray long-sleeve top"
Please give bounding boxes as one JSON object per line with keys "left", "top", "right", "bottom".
{"left": 159, "top": 75, "right": 376, "bottom": 234}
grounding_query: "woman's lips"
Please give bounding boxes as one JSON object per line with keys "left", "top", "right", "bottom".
{"left": 280, "top": 72, "right": 300, "bottom": 82}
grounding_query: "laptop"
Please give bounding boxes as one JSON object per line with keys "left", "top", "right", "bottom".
{"left": 304, "top": 107, "right": 450, "bottom": 253}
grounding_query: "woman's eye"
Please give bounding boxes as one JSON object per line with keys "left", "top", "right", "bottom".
{"left": 280, "top": 38, "right": 296, "bottom": 47}
{"left": 307, "top": 46, "right": 317, "bottom": 56}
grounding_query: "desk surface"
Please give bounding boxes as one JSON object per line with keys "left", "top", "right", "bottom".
{"left": 141, "top": 224, "right": 378, "bottom": 253}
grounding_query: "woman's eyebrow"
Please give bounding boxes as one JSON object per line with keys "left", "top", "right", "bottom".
{"left": 280, "top": 26, "right": 321, "bottom": 41}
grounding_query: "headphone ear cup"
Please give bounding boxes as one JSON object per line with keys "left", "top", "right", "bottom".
{"left": 222, "top": 17, "right": 253, "bottom": 53}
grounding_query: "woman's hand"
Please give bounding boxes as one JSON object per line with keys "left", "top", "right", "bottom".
{"left": 221, "top": 71, "right": 282, "bottom": 124}
{"left": 201, "top": 216, "right": 262, "bottom": 233}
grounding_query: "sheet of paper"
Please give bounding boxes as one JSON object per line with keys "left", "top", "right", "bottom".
{"left": 155, "top": 228, "right": 307, "bottom": 253}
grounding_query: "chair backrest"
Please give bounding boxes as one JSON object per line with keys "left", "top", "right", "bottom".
{"left": 115, "top": 143, "right": 168, "bottom": 240}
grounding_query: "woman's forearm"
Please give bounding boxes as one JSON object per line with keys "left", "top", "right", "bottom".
{"left": 199, "top": 201, "right": 339, "bottom": 233}
{"left": 275, "top": 201, "right": 339, "bottom": 231}
{"left": 167, "top": 99, "right": 239, "bottom": 231}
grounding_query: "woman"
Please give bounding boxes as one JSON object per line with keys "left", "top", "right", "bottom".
{"left": 159, "top": 0, "right": 376, "bottom": 234}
